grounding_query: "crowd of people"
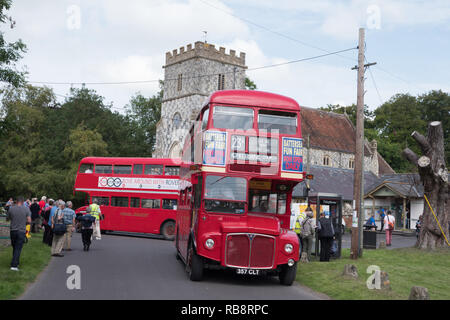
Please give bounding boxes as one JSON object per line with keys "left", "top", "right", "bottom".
{"left": 4, "top": 196, "right": 103, "bottom": 271}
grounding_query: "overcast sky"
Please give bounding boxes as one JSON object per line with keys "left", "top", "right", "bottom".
{"left": 6, "top": 0, "right": 450, "bottom": 112}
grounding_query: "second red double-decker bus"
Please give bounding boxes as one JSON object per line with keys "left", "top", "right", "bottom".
{"left": 176, "top": 90, "right": 304, "bottom": 285}
{"left": 74, "top": 157, "right": 180, "bottom": 239}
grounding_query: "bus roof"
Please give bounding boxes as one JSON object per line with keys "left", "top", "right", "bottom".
{"left": 206, "top": 90, "right": 300, "bottom": 111}
{"left": 80, "top": 157, "right": 181, "bottom": 165}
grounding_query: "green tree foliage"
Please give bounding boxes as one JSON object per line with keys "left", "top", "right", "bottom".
{"left": 0, "top": 84, "right": 161, "bottom": 202}
{"left": 126, "top": 81, "right": 162, "bottom": 155}
{"left": 319, "top": 91, "right": 449, "bottom": 172}
{"left": 245, "top": 77, "right": 257, "bottom": 90}
{"left": 0, "top": 0, "right": 27, "bottom": 87}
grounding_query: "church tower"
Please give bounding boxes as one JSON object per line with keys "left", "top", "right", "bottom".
{"left": 153, "top": 41, "right": 247, "bottom": 158}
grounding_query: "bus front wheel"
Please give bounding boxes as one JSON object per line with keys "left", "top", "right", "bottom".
{"left": 161, "top": 220, "right": 176, "bottom": 240}
{"left": 187, "top": 242, "right": 203, "bottom": 281}
{"left": 279, "top": 262, "right": 298, "bottom": 286}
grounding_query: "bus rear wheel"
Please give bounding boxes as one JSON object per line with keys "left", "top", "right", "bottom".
{"left": 161, "top": 220, "right": 176, "bottom": 240}
{"left": 279, "top": 262, "right": 298, "bottom": 286}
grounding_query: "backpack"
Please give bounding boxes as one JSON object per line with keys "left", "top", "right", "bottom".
{"left": 387, "top": 216, "right": 395, "bottom": 230}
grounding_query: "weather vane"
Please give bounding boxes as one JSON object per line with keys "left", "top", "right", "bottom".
{"left": 203, "top": 31, "right": 207, "bottom": 43}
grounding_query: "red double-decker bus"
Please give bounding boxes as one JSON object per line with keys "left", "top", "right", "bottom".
{"left": 74, "top": 157, "right": 180, "bottom": 239}
{"left": 175, "top": 90, "right": 304, "bottom": 285}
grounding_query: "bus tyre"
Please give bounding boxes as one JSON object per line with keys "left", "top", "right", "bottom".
{"left": 187, "top": 243, "right": 203, "bottom": 281}
{"left": 161, "top": 220, "right": 176, "bottom": 240}
{"left": 279, "top": 262, "right": 298, "bottom": 286}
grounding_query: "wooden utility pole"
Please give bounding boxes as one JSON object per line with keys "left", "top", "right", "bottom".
{"left": 350, "top": 28, "right": 376, "bottom": 259}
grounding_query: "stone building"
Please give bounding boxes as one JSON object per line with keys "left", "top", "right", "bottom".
{"left": 153, "top": 41, "right": 247, "bottom": 158}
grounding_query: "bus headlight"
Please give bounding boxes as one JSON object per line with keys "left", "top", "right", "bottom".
{"left": 205, "top": 238, "right": 215, "bottom": 249}
{"left": 284, "top": 243, "right": 293, "bottom": 254}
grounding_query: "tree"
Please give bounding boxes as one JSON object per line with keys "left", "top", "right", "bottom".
{"left": 403, "top": 122, "right": 449, "bottom": 249}
{"left": 0, "top": 0, "right": 27, "bottom": 87}
{"left": 245, "top": 77, "right": 257, "bottom": 90}
{"left": 126, "top": 82, "right": 162, "bottom": 156}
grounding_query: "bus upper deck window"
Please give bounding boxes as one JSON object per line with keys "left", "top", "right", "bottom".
{"left": 164, "top": 166, "right": 180, "bottom": 176}
{"left": 144, "top": 165, "right": 163, "bottom": 175}
{"left": 213, "top": 106, "right": 253, "bottom": 130}
{"left": 258, "top": 110, "right": 297, "bottom": 135}
{"left": 114, "top": 165, "right": 132, "bottom": 174}
{"left": 202, "top": 108, "right": 209, "bottom": 130}
{"left": 95, "top": 165, "right": 112, "bottom": 174}
{"left": 80, "top": 163, "right": 94, "bottom": 173}
{"left": 133, "top": 164, "right": 143, "bottom": 175}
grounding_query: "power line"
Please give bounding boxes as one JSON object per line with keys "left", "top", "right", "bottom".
{"left": 198, "top": 0, "right": 357, "bottom": 62}
{"left": 28, "top": 47, "right": 356, "bottom": 86}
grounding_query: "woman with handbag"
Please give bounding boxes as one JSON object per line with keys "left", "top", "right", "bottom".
{"left": 384, "top": 210, "right": 396, "bottom": 246}
{"left": 51, "top": 201, "right": 67, "bottom": 257}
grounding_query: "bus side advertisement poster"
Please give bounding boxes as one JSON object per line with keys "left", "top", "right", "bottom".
{"left": 281, "top": 137, "right": 303, "bottom": 172}
{"left": 203, "top": 131, "right": 227, "bottom": 166}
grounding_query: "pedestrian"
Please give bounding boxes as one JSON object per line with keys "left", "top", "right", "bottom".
{"left": 384, "top": 210, "right": 395, "bottom": 246}
{"left": 76, "top": 206, "right": 96, "bottom": 251}
{"left": 6, "top": 196, "right": 31, "bottom": 271}
{"left": 29, "top": 198, "right": 41, "bottom": 233}
{"left": 317, "top": 212, "right": 335, "bottom": 262}
{"left": 47, "top": 199, "right": 59, "bottom": 246}
{"left": 51, "top": 201, "right": 66, "bottom": 257}
{"left": 5, "top": 197, "right": 13, "bottom": 212}
{"left": 24, "top": 199, "right": 31, "bottom": 208}
{"left": 62, "top": 201, "right": 76, "bottom": 251}
{"left": 89, "top": 199, "right": 103, "bottom": 240}
{"left": 294, "top": 207, "right": 307, "bottom": 254}
{"left": 379, "top": 208, "right": 386, "bottom": 231}
{"left": 42, "top": 199, "right": 53, "bottom": 245}
{"left": 300, "top": 209, "right": 315, "bottom": 262}
{"left": 365, "top": 213, "right": 377, "bottom": 230}
{"left": 415, "top": 215, "right": 423, "bottom": 241}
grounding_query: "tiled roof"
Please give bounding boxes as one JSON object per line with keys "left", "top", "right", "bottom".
{"left": 301, "top": 106, "right": 370, "bottom": 155}
{"left": 292, "top": 165, "right": 380, "bottom": 201}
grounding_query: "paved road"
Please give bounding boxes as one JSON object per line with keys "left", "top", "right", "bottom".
{"left": 341, "top": 232, "right": 417, "bottom": 249}
{"left": 21, "top": 232, "right": 321, "bottom": 300}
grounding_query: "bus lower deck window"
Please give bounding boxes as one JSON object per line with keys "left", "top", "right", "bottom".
{"left": 111, "top": 196, "right": 128, "bottom": 207}
{"left": 130, "top": 197, "right": 140, "bottom": 208}
{"left": 92, "top": 196, "right": 109, "bottom": 206}
{"left": 133, "top": 164, "right": 143, "bottom": 174}
{"left": 142, "top": 199, "right": 160, "bottom": 209}
{"left": 162, "top": 199, "right": 177, "bottom": 210}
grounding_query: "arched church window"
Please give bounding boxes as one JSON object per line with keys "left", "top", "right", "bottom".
{"left": 173, "top": 113, "right": 182, "bottom": 129}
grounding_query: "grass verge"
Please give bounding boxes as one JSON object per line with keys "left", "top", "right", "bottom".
{"left": 0, "top": 231, "right": 51, "bottom": 300}
{"left": 296, "top": 247, "right": 450, "bottom": 300}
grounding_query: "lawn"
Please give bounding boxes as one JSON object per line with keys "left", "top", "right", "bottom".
{"left": 0, "top": 226, "right": 51, "bottom": 300}
{"left": 296, "top": 247, "right": 450, "bottom": 300}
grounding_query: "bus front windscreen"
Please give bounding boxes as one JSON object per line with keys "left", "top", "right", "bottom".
{"left": 204, "top": 176, "right": 246, "bottom": 214}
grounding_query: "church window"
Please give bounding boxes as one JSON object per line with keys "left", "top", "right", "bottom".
{"left": 323, "top": 155, "right": 331, "bottom": 166}
{"left": 218, "top": 74, "right": 225, "bottom": 90}
{"left": 349, "top": 158, "right": 355, "bottom": 169}
{"left": 173, "top": 113, "right": 182, "bottom": 129}
{"left": 177, "top": 74, "right": 182, "bottom": 91}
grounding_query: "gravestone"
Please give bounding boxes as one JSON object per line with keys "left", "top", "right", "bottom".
{"left": 342, "top": 264, "right": 358, "bottom": 279}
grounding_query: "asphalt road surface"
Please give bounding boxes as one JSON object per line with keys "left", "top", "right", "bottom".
{"left": 21, "top": 232, "right": 322, "bottom": 300}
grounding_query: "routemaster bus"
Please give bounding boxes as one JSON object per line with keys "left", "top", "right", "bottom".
{"left": 74, "top": 157, "right": 180, "bottom": 240}
{"left": 175, "top": 90, "right": 304, "bottom": 285}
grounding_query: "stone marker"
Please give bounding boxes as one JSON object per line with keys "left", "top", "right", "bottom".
{"left": 379, "top": 241, "right": 386, "bottom": 249}
{"left": 409, "top": 286, "right": 430, "bottom": 300}
{"left": 342, "top": 264, "right": 358, "bottom": 279}
{"left": 380, "top": 271, "right": 391, "bottom": 290}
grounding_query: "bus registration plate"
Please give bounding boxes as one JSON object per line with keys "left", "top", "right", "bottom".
{"left": 236, "top": 268, "right": 260, "bottom": 275}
